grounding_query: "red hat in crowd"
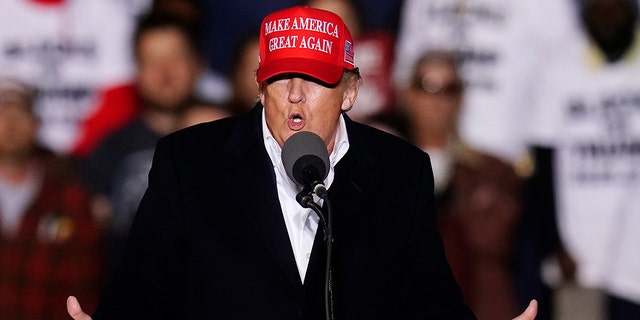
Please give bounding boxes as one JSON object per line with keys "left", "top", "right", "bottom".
{"left": 256, "top": 6, "right": 356, "bottom": 85}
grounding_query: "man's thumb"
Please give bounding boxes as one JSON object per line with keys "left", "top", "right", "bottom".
{"left": 67, "top": 296, "right": 93, "bottom": 320}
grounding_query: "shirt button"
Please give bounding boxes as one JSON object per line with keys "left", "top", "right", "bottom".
{"left": 306, "top": 252, "right": 311, "bottom": 259}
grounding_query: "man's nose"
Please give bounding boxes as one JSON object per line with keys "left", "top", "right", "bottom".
{"left": 287, "top": 78, "right": 306, "bottom": 103}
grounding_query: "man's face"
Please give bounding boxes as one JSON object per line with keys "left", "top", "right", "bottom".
{"left": 231, "top": 36, "right": 260, "bottom": 113}
{"left": 581, "top": 0, "right": 637, "bottom": 61}
{"left": 404, "top": 60, "right": 462, "bottom": 139}
{"left": 136, "top": 27, "right": 201, "bottom": 111}
{"left": 259, "top": 74, "right": 358, "bottom": 154}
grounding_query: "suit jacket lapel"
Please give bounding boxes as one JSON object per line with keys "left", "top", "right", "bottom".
{"left": 329, "top": 116, "right": 374, "bottom": 240}
{"left": 304, "top": 116, "right": 373, "bottom": 286}
{"left": 221, "top": 106, "right": 303, "bottom": 290}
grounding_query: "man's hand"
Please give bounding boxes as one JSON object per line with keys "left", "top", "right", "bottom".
{"left": 512, "top": 299, "right": 538, "bottom": 320}
{"left": 67, "top": 296, "right": 93, "bottom": 320}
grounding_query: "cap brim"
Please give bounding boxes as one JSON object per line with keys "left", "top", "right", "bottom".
{"left": 256, "top": 57, "right": 344, "bottom": 85}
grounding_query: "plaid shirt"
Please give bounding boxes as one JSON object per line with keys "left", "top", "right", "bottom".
{"left": 0, "top": 150, "right": 105, "bottom": 320}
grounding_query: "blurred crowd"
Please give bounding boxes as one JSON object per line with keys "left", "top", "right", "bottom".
{"left": 0, "top": 0, "right": 639, "bottom": 319}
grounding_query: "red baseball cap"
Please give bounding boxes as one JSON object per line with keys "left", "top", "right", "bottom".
{"left": 256, "top": 6, "right": 356, "bottom": 85}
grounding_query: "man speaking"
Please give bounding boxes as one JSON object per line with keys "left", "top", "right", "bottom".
{"left": 68, "top": 6, "right": 537, "bottom": 319}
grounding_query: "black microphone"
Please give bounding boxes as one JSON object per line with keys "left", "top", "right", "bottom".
{"left": 281, "top": 131, "right": 330, "bottom": 206}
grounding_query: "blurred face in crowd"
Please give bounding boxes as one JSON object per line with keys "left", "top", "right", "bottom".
{"left": 259, "top": 73, "right": 359, "bottom": 154}
{"left": 0, "top": 94, "right": 38, "bottom": 158}
{"left": 581, "top": 0, "right": 638, "bottom": 61}
{"left": 403, "top": 54, "right": 463, "bottom": 145}
{"left": 230, "top": 36, "right": 260, "bottom": 113}
{"left": 135, "top": 26, "right": 201, "bottom": 112}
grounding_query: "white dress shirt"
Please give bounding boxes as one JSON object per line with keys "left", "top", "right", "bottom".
{"left": 262, "top": 110, "right": 349, "bottom": 283}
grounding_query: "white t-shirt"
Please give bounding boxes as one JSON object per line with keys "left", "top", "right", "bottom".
{"left": 0, "top": 0, "right": 135, "bottom": 154}
{"left": 526, "top": 22, "right": 640, "bottom": 303}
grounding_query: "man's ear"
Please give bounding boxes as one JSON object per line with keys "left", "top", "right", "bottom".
{"left": 340, "top": 79, "right": 359, "bottom": 112}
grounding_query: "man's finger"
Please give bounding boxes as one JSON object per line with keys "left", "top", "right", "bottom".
{"left": 512, "top": 299, "right": 538, "bottom": 320}
{"left": 67, "top": 296, "right": 93, "bottom": 320}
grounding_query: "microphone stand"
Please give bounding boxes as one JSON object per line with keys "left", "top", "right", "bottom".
{"left": 297, "top": 181, "right": 334, "bottom": 320}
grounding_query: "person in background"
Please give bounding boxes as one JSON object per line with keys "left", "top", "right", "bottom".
{"left": 387, "top": 50, "right": 522, "bottom": 319}
{"left": 396, "top": 51, "right": 465, "bottom": 197}
{"left": 0, "top": 79, "right": 105, "bottom": 320}
{"left": 73, "top": 0, "right": 208, "bottom": 158}
{"left": 392, "top": 0, "right": 526, "bottom": 165}
{"left": 78, "top": 12, "right": 205, "bottom": 274}
{"left": 517, "top": 0, "right": 640, "bottom": 318}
